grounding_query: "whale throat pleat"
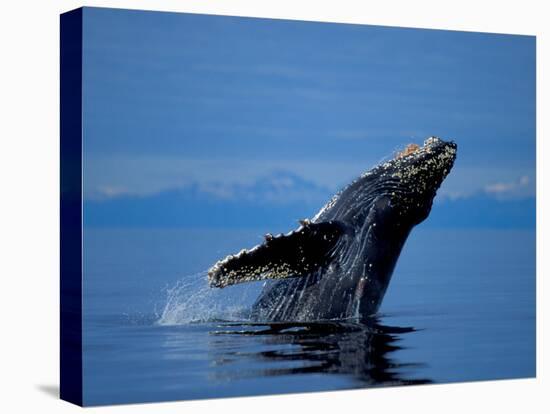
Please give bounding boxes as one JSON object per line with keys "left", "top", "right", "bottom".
{"left": 208, "top": 221, "right": 351, "bottom": 288}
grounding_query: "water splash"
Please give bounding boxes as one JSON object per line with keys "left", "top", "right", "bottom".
{"left": 156, "top": 271, "right": 263, "bottom": 325}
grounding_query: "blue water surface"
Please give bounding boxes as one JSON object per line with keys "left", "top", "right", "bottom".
{"left": 82, "top": 228, "right": 535, "bottom": 406}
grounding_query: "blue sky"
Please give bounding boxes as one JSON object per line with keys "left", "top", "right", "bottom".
{"left": 82, "top": 7, "right": 535, "bottom": 227}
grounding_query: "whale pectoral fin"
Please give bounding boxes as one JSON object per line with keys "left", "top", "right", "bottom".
{"left": 208, "top": 221, "right": 351, "bottom": 288}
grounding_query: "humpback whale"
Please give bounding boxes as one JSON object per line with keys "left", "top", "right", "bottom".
{"left": 208, "top": 137, "right": 457, "bottom": 322}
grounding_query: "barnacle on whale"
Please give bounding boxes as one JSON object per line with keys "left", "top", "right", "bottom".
{"left": 396, "top": 143, "right": 421, "bottom": 159}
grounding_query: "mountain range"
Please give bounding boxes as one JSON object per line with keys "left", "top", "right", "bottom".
{"left": 84, "top": 171, "right": 535, "bottom": 229}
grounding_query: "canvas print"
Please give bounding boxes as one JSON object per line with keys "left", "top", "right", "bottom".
{"left": 60, "top": 7, "right": 536, "bottom": 406}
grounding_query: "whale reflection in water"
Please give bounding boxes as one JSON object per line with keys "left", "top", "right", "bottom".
{"left": 209, "top": 318, "right": 431, "bottom": 387}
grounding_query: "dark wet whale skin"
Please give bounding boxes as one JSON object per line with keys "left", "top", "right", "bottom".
{"left": 210, "top": 137, "right": 457, "bottom": 322}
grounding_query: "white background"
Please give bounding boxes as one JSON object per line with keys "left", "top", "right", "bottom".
{"left": 0, "top": 1, "right": 547, "bottom": 412}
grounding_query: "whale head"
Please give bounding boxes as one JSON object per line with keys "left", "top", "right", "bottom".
{"left": 373, "top": 136, "right": 457, "bottom": 226}
{"left": 315, "top": 136, "right": 457, "bottom": 230}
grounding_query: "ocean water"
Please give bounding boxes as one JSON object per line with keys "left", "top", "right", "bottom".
{"left": 82, "top": 227, "right": 535, "bottom": 406}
